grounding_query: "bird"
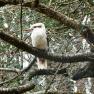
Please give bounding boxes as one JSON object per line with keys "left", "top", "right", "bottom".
{"left": 25, "top": 23, "right": 48, "bottom": 69}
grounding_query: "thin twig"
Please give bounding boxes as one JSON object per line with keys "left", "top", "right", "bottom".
{"left": 45, "top": 63, "right": 62, "bottom": 93}
{"left": 0, "top": 57, "right": 36, "bottom": 86}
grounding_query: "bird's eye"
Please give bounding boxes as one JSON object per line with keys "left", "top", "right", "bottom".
{"left": 33, "top": 26, "right": 41, "bottom": 28}
{"left": 37, "top": 26, "right": 41, "bottom": 28}
{"left": 33, "top": 26, "right": 37, "bottom": 28}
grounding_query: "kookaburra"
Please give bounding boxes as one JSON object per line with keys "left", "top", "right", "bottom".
{"left": 26, "top": 23, "right": 48, "bottom": 69}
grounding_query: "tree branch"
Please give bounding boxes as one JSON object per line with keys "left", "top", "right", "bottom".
{"left": 0, "top": 83, "right": 35, "bottom": 94}
{"left": 29, "top": 68, "right": 68, "bottom": 80}
{"left": 0, "top": 31, "right": 94, "bottom": 63}
{"left": 0, "top": 0, "right": 79, "bottom": 30}
{"left": 0, "top": 68, "right": 20, "bottom": 74}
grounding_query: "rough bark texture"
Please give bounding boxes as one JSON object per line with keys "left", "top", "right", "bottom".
{"left": 0, "top": 31, "right": 94, "bottom": 63}
{"left": 0, "top": 83, "right": 35, "bottom": 94}
{"left": 29, "top": 68, "right": 68, "bottom": 80}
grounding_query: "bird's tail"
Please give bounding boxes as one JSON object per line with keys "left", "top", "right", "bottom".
{"left": 36, "top": 58, "right": 47, "bottom": 69}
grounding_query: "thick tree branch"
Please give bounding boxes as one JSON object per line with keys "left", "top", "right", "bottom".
{"left": 0, "top": 0, "right": 19, "bottom": 6}
{"left": 0, "top": 0, "right": 79, "bottom": 30}
{"left": 29, "top": 68, "right": 68, "bottom": 80}
{"left": 0, "top": 83, "right": 35, "bottom": 94}
{"left": 0, "top": 31, "right": 94, "bottom": 63}
{"left": 0, "top": 67, "right": 67, "bottom": 79}
{"left": 35, "top": 4, "right": 79, "bottom": 30}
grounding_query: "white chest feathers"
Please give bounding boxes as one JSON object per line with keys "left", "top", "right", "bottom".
{"left": 31, "top": 28, "right": 47, "bottom": 49}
